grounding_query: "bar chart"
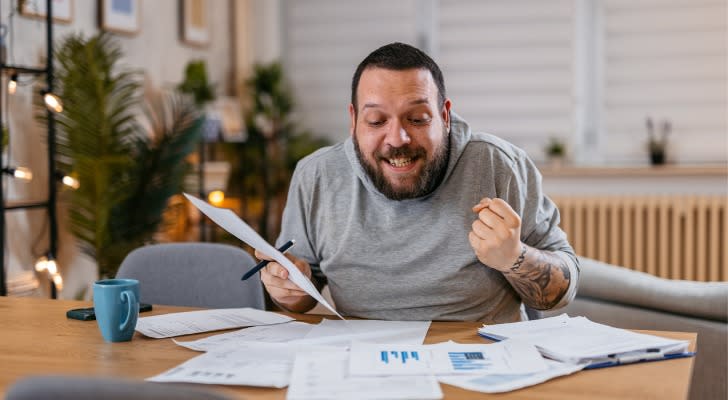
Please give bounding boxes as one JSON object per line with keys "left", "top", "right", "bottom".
{"left": 380, "top": 350, "right": 421, "bottom": 364}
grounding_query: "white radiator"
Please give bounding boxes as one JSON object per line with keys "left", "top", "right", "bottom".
{"left": 552, "top": 195, "right": 727, "bottom": 281}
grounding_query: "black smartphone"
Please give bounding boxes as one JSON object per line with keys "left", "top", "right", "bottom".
{"left": 66, "top": 303, "right": 153, "bottom": 321}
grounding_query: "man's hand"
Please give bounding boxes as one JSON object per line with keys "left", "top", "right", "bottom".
{"left": 254, "top": 250, "right": 316, "bottom": 312}
{"left": 469, "top": 197, "right": 574, "bottom": 310}
{"left": 468, "top": 197, "right": 523, "bottom": 271}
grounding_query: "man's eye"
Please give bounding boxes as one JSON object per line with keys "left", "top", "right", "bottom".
{"left": 409, "top": 117, "right": 431, "bottom": 125}
{"left": 367, "top": 120, "right": 385, "bottom": 127}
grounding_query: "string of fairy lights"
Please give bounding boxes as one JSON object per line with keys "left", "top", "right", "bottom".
{"left": 0, "top": 0, "right": 78, "bottom": 297}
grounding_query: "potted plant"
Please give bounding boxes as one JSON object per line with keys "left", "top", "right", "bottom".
{"left": 177, "top": 60, "right": 216, "bottom": 107}
{"left": 222, "top": 62, "right": 330, "bottom": 243}
{"left": 51, "top": 33, "right": 203, "bottom": 278}
{"left": 646, "top": 117, "right": 670, "bottom": 165}
{"left": 544, "top": 136, "right": 567, "bottom": 167}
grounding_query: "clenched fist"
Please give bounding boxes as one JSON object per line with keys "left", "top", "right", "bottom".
{"left": 469, "top": 197, "right": 524, "bottom": 272}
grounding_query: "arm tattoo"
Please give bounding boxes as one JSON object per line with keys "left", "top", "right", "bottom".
{"left": 502, "top": 246, "right": 571, "bottom": 310}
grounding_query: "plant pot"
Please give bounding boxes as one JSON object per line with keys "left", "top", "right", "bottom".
{"left": 650, "top": 152, "right": 665, "bottom": 165}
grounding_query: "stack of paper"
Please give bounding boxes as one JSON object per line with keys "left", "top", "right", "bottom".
{"left": 135, "top": 308, "right": 294, "bottom": 338}
{"left": 478, "top": 314, "right": 692, "bottom": 368}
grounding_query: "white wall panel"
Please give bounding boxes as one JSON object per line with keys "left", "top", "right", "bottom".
{"left": 281, "top": 0, "right": 727, "bottom": 164}
{"left": 439, "top": 0, "right": 575, "bottom": 162}
{"left": 282, "top": 0, "right": 419, "bottom": 141}
{"left": 602, "top": 0, "right": 728, "bottom": 163}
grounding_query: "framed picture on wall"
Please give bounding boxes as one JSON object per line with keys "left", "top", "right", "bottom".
{"left": 19, "top": 0, "right": 74, "bottom": 23}
{"left": 99, "top": 0, "right": 140, "bottom": 35}
{"left": 180, "top": 0, "right": 209, "bottom": 47}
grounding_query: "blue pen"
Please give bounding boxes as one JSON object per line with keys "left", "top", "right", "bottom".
{"left": 241, "top": 240, "right": 296, "bottom": 281}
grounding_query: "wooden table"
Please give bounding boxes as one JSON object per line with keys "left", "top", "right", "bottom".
{"left": 0, "top": 296, "right": 696, "bottom": 399}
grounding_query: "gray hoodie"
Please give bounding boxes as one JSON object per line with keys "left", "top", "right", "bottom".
{"left": 277, "top": 112, "right": 578, "bottom": 323}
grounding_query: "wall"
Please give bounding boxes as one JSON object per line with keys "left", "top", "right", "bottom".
{"left": 2, "top": 0, "right": 233, "bottom": 298}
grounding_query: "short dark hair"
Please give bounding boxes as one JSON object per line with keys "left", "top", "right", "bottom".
{"left": 350, "top": 42, "right": 446, "bottom": 113}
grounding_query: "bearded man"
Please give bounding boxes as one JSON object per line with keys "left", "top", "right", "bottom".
{"left": 255, "top": 42, "right": 579, "bottom": 323}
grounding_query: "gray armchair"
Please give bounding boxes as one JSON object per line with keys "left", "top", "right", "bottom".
{"left": 5, "top": 375, "right": 233, "bottom": 400}
{"left": 542, "top": 257, "right": 728, "bottom": 400}
{"left": 116, "top": 242, "right": 265, "bottom": 309}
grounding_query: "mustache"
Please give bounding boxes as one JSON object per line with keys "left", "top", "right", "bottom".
{"left": 377, "top": 145, "right": 426, "bottom": 160}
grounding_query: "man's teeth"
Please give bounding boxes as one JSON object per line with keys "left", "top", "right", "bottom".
{"left": 388, "top": 158, "right": 412, "bottom": 167}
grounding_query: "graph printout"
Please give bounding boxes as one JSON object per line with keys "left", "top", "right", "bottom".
{"left": 349, "top": 341, "right": 548, "bottom": 376}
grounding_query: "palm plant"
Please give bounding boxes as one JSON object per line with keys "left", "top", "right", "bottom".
{"left": 53, "top": 33, "right": 202, "bottom": 278}
{"left": 223, "top": 62, "right": 330, "bottom": 243}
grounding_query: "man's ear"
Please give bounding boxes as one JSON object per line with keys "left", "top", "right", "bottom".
{"left": 442, "top": 99, "right": 452, "bottom": 132}
{"left": 349, "top": 103, "right": 356, "bottom": 137}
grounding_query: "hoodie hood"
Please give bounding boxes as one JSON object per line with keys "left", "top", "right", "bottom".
{"left": 344, "top": 111, "right": 473, "bottom": 200}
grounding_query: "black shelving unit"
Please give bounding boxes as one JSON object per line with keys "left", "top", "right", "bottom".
{"left": 0, "top": 0, "right": 58, "bottom": 297}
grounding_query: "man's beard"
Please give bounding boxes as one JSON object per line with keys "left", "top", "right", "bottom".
{"left": 354, "top": 124, "right": 450, "bottom": 201}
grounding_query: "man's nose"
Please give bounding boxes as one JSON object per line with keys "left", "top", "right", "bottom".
{"left": 384, "top": 120, "right": 411, "bottom": 147}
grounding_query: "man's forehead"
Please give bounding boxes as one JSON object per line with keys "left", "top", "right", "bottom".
{"left": 359, "top": 67, "right": 435, "bottom": 86}
{"left": 357, "top": 67, "right": 437, "bottom": 108}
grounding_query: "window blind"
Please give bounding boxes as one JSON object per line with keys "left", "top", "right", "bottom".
{"left": 437, "top": 0, "right": 575, "bottom": 161}
{"left": 281, "top": 0, "right": 420, "bottom": 142}
{"left": 601, "top": 0, "right": 727, "bottom": 163}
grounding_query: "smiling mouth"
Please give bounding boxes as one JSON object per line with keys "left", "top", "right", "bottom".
{"left": 388, "top": 157, "right": 414, "bottom": 167}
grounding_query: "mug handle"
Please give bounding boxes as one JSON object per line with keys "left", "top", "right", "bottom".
{"left": 119, "top": 290, "right": 137, "bottom": 332}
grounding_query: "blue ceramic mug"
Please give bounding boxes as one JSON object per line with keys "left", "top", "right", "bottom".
{"left": 93, "top": 279, "right": 140, "bottom": 342}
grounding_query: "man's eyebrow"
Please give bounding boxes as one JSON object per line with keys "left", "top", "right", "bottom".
{"left": 362, "top": 98, "right": 429, "bottom": 110}
{"left": 408, "top": 98, "right": 429, "bottom": 106}
{"left": 362, "top": 103, "right": 381, "bottom": 110}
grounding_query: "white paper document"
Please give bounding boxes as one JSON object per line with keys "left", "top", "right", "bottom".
{"left": 135, "top": 308, "right": 293, "bottom": 339}
{"left": 438, "top": 359, "right": 586, "bottom": 394}
{"left": 287, "top": 350, "right": 443, "bottom": 400}
{"left": 478, "top": 314, "right": 690, "bottom": 366}
{"left": 348, "top": 340, "right": 547, "bottom": 376}
{"left": 293, "top": 319, "right": 431, "bottom": 347}
{"left": 148, "top": 342, "right": 336, "bottom": 388}
{"left": 175, "top": 321, "right": 314, "bottom": 351}
{"left": 184, "top": 193, "right": 343, "bottom": 319}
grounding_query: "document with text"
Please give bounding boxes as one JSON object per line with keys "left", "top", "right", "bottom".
{"left": 294, "top": 319, "right": 431, "bottom": 347}
{"left": 148, "top": 342, "right": 337, "bottom": 388}
{"left": 135, "top": 308, "right": 293, "bottom": 339}
{"left": 184, "top": 193, "right": 342, "bottom": 319}
{"left": 287, "top": 350, "right": 443, "bottom": 400}
{"left": 175, "top": 321, "right": 315, "bottom": 351}
{"left": 438, "top": 359, "right": 586, "bottom": 393}
{"left": 478, "top": 314, "right": 691, "bottom": 367}
{"left": 348, "top": 340, "right": 547, "bottom": 376}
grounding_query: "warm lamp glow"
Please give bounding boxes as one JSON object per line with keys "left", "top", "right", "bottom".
{"left": 52, "top": 273, "right": 64, "bottom": 291}
{"left": 34, "top": 254, "right": 62, "bottom": 291}
{"left": 45, "top": 259, "right": 58, "bottom": 275}
{"left": 8, "top": 73, "right": 17, "bottom": 95}
{"left": 208, "top": 190, "right": 225, "bottom": 206}
{"left": 12, "top": 167, "right": 33, "bottom": 181}
{"left": 61, "top": 175, "right": 80, "bottom": 189}
{"left": 43, "top": 91, "right": 63, "bottom": 113}
{"left": 34, "top": 256, "right": 48, "bottom": 272}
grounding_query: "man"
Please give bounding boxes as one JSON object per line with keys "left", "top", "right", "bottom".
{"left": 256, "top": 42, "right": 578, "bottom": 323}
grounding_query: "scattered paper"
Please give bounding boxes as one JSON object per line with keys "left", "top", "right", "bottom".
{"left": 287, "top": 350, "right": 443, "bottom": 400}
{"left": 478, "top": 314, "right": 690, "bottom": 365}
{"left": 348, "top": 340, "right": 547, "bottom": 376}
{"left": 293, "top": 319, "right": 431, "bottom": 347}
{"left": 135, "top": 308, "right": 293, "bottom": 339}
{"left": 148, "top": 342, "right": 336, "bottom": 388}
{"left": 184, "top": 193, "right": 342, "bottom": 319}
{"left": 438, "top": 359, "right": 586, "bottom": 393}
{"left": 175, "top": 321, "right": 315, "bottom": 351}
